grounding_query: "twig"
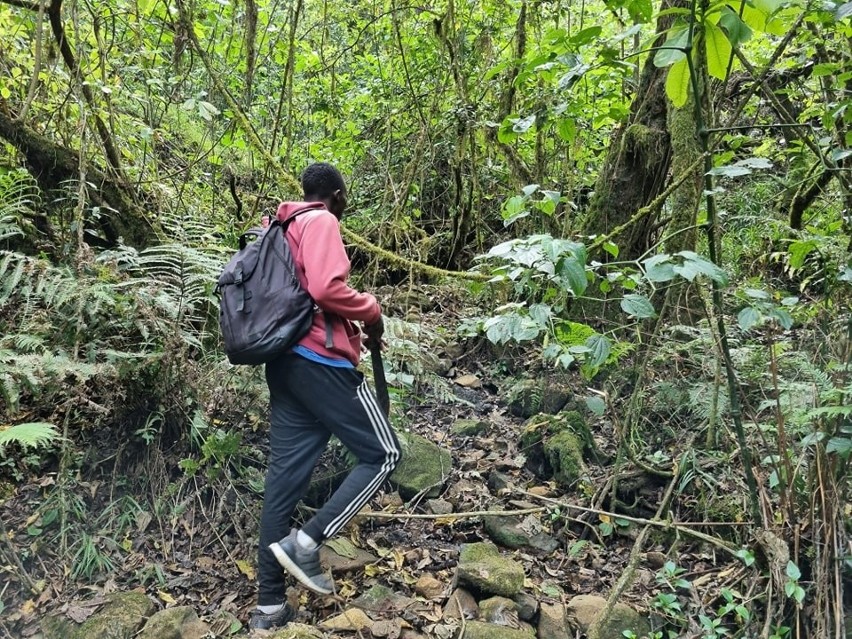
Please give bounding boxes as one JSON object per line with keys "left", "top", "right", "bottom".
{"left": 352, "top": 506, "right": 549, "bottom": 520}
{"left": 0, "top": 514, "right": 39, "bottom": 594}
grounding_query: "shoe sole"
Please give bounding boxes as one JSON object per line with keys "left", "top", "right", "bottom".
{"left": 269, "top": 542, "right": 333, "bottom": 595}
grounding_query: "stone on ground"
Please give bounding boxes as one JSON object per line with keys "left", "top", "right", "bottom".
{"left": 414, "top": 574, "right": 445, "bottom": 599}
{"left": 479, "top": 596, "right": 520, "bottom": 626}
{"left": 390, "top": 432, "right": 453, "bottom": 499}
{"left": 461, "top": 620, "right": 536, "bottom": 639}
{"left": 353, "top": 584, "right": 414, "bottom": 612}
{"left": 319, "top": 607, "right": 372, "bottom": 631}
{"left": 566, "top": 594, "right": 651, "bottom": 639}
{"left": 483, "top": 512, "right": 559, "bottom": 553}
{"left": 512, "top": 592, "right": 539, "bottom": 621}
{"left": 270, "top": 622, "right": 328, "bottom": 638}
{"left": 69, "top": 592, "right": 155, "bottom": 639}
{"left": 451, "top": 418, "right": 488, "bottom": 436}
{"left": 443, "top": 587, "right": 479, "bottom": 620}
{"left": 520, "top": 412, "right": 587, "bottom": 486}
{"left": 456, "top": 542, "right": 525, "bottom": 597}
{"left": 139, "top": 606, "right": 209, "bottom": 639}
{"left": 538, "top": 602, "right": 571, "bottom": 639}
{"left": 507, "top": 380, "right": 571, "bottom": 418}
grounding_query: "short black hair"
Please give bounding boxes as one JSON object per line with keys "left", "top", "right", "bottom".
{"left": 301, "top": 162, "right": 346, "bottom": 199}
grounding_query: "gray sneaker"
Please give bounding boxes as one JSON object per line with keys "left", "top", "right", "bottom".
{"left": 269, "top": 531, "right": 334, "bottom": 595}
{"left": 248, "top": 603, "right": 294, "bottom": 630}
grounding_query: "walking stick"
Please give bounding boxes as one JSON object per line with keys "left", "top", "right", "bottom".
{"left": 370, "top": 343, "right": 390, "bottom": 417}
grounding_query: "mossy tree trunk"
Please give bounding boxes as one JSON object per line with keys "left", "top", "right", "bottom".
{"left": 580, "top": 0, "right": 681, "bottom": 262}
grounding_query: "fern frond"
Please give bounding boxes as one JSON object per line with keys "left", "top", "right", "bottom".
{"left": 0, "top": 422, "right": 58, "bottom": 450}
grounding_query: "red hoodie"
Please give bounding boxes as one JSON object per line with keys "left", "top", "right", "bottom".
{"left": 276, "top": 202, "right": 381, "bottom": 366}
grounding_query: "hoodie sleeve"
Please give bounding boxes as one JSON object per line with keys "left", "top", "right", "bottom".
{"left": 298, "top": 212, "right": 382, "bottom": 324}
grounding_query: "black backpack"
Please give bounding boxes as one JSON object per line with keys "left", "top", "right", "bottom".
{"left": 217, "top": 214, "right": 315, "bottom": 365}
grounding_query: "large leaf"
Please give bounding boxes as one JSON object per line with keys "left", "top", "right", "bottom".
{"left": 558, "top": 257, "right": 588, "bottom": 296}
{"left": 0, "top": 422, "right": 58, "bottom": 450}
{"left": 704, "top": 23, "right": 732, "bottom": 80}
{"left": 737, "top": 306, "right": 762, "bottom": 331}
{"left": 719, "top": 7, "right": 753, "bottom": 46}
{"left": 654, "top": 26, "right": 689, "bottom": 67}
{"left": 643, "top": 254, "right": 676, "bottom": 282}
{"left": 621, "top": 294, "right": 657, "bottom": 318}
{"left": 666, "top": 57, "right": 691, "bottom": 108}
{"left": 585, "top": 334, "right": 612, "bottom": 368}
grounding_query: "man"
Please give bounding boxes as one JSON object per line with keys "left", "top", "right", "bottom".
{"left": 249, "top": 163, "right": 401, "bottom": 630}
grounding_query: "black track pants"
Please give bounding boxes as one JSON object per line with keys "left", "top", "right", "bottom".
{"left": 257, "top": 353, "right": 401, "bottom": 605}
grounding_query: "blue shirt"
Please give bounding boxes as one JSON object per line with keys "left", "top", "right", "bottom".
{"left": 292, "top": 345, "right": 354, "bottom": 369}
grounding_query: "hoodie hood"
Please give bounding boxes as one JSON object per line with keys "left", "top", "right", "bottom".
{"left": 276, "top": 201, "right": 326, "bottom": 222}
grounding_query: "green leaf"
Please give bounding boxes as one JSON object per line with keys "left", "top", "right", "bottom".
{"left": 643, "top": 254, "right": 676, "bottom": 282}
{"left": 0, "top": 422, "right": 58, "bottom": 450}
{"left": 513, "top": 114, "right": 536, "bottom": 133}
{"left": 665, "top": 57, "right": 691, "bottom": 108}
{"left": 826, "top": 436, "right": 852, "bottom": 456}
{"left": 585, "top": 395, "right": 606, "bottom": 416}
{"left": 705, "top": 23, "right": 733, "bottom": 80}
{"left": 675, "top": 251, "right": 729, "bottom": 284}
{"left": 769, "top": 308, "right": 794, "bottom": 330}
{"left": 621, "top": 294, "right": 656, "bottom": 318}
{"left": 719, "top": 7, "right": 753, "bottom": 45}
{"left": 558, "top": 257, "right": 588, "bottom": 296}
{"left": 585, "top": 334, "right": 612, "bottom": 367}
{"left": 785, "top": 561, "right": 801, "bottom": 580}
{"left": 654, "top": 26, "right": 689, "bottom": 67}
{"left": 738, "top": 306, "right": 762, "bottom": 331}
{"left": 557, "top": 119, "right": 577, "bottom": 143}
{"left": 835, "top": 1, "right": 852, "bottom": 20}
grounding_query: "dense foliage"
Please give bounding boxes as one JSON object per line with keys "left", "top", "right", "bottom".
{"left": 0, "top": 0, "right": 850, "bottom": 637}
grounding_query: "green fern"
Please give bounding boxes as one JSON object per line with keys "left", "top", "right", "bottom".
{"left": 0, "top": 422, "right": 58, "bottom": 450}
{"left": 0, "top": 168, "right": 39, "bottom": 240}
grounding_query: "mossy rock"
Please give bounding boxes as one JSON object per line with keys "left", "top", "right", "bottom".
{"left": 139, "top": 606, "right": 209, "bottom": 639}
{"left": 461, "top": 621, "right": 535, "bottom": 639}
{"left": 71, "top": 592, "right": 155, "bottom": 639}
{"left": 40, "top": 614, "right": 74, "bottom": 639}
{"left": 507, "top": 380, "right": 571, "bottom": 418}
{"left": 457, "top": 542, "right": 525, "bottom": 597}
{"left": 482, "top": 512, "right": 559, "bottom": 553}
{"left": 390, "top": 432, "right": 452, "bottom": 499}
{"left": 566, "top": 594, "right": 651, "bottom": 639}
{"left": 544, "top": 430, "right": 584, "bottom": 487}
{"left": 520, "top": 412, "right": 588, "bottom": 487}
{"left": 451, "top": 418, "right": 488, "bottom": 437}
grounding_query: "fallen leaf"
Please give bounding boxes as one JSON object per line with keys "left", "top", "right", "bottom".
{"left": 236, "top": 559, "right": 256, "bottom": 580}
{"left": 326, "top": 537, "right": 358, "bottom": 559}
{"left": 158, "top": 590, "right": 177, "bottom": 605}
{"left": 371, "top": 618, "right": 403, "bottom": 638}
{"left": 454, "top": 374, "right": 481, "bottom": 388}
{"left": 19, "top": 599, "right": 36, "bottom": 617}
{"left": 66, "top": 605, "right": 97, "bottom": 623}
{"left": 320, "top": 608, "right": 372, "bottom": 631}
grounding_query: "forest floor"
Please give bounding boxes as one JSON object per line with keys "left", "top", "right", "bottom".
{"left": 0, "top": 289, "right": 749, "bottom": 638}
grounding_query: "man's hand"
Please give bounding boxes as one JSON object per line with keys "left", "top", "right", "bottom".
{"left": 363, "top": 316, "right": 384, "bottom": 350}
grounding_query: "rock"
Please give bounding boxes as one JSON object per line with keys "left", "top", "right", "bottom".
{"left": 566, "top": 594, "right": 651, "bottom": 639}
{"left": 538, "top": 602, "right": 570, "bottom": 639}
{"left": 320, "top": 544, "right": 379, "bottom": 573}
{"left": 270, "top": 623, "right": 327, "bottom": 638}
{"left": 455, "top": 374, "right": 481, "bottom": 388}
{"left": 483, "top": 512, "right": 559, "bottom": 554}
{"left": 487, "top": 470, "right": 514, "bottom": 493}
{"left": 320, "top": 608, "right": 372, "bottom": 631}
{"left": 479, "top": 596, "right": 521, "bottom": 627}
{"left": 451, "top": 419, "right": 488, "bottom": 437}
{"left": 520, "top": 412, "right": 587, "bottom": 487}
{"left": 456, "top": 542, "right": 525, "bottom": 597}
{"left": 512, "top": 592, "right": 539, "bottom": 621}
{"left": 426, "top": 498, "right": 454, "bottom": 515}
{"left": 353, "top": 584, "right": 413, "bottom": 612}
{"left": 443, "top": 587, "right": 479, "bottom": 620}
{"left": 543, "top": 430, "right": 584, "bottom": 487}
{"left": 40, "top": 614, "right": 74, "bottom": 639}
{"left": 507, "top": 380, "right": 571, "bottom": 418}
{"left": 139, "top": 606, "right": 209, "bottom": 639}
{"left": 70, "top": 592, "right": 154, "bottom": 639}
{"left": 461, "top": 620, "right": 535, "bottom": 639}
{"left": 415, "top": 574, "right": 445, "bottom": 599}
{"left": 390, "top": 432, "right": 453, "bottom": 499}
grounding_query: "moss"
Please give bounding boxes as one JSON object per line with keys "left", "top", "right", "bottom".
{"left": 71, "top": 592, "right": 154, "bottom": 639}
{"left": 452, "top": 419, "right": 488, "bottom": 437}
{"left": 462, "top": 621, "right": 535, "bottom": 639}
{"left": 390, "top": 432, "right": 453, "bottom": 499}
{"left": 544, "top": 430, "right": 584, "bottom": 487}
{"left": 458, "top": 543, "right": 525, "bottom": 597}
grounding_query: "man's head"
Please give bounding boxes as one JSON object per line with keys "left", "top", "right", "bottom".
{"left": 302, "top": 162, "right": 347, "bottom": 219}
